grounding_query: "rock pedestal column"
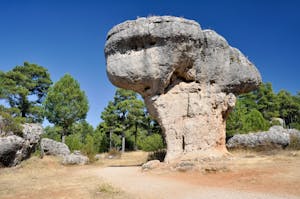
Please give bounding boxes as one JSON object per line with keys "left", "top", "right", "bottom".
{"left": 105, "top": 16, "right": 261, "bottom": 162}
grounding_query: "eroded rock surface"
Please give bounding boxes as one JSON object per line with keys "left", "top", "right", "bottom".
{"left": 105, "top": 16, "right": 261, "bottom": 161}
{"left": 0, "top": 123, "right": 44, "bottom": 167}
{"left": 41, "top": 138, "right": 70, "bottom": 156}
{"left": 227, "top": 126, "right": 300, "bottom": 149}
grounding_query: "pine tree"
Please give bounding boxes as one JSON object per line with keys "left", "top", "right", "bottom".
{"left": 44, "top": 74, "right": 89, "bottom": 142}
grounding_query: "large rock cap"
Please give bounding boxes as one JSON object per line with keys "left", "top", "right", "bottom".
{"left": 105, "top": 16, "right": 261, "bottom": 97}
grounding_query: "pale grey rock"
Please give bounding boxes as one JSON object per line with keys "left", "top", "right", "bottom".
{"left": 62, "top": 152, "right": 89, "bottom": 165}
{"left": 22, "top": 123, "right": 44, "bottom": 144}
{"left": 105, "top": 16, "right": 261, "bottom": 162}
{"left": 226, "top": 126, "right": 300, "bottom": 149}
{"left": 41, "top": 138, "right": 70, "bottom": 156}
{"left": 271, "top": 117, "right": 285, "bottom": 127}
{"left": 0, "top": 123, "right": 44, "bottom": 167}
{"left": 0, "top": 135, "right": 24, "bottom": 167}
{"left": 142, "top": 160, "right": 161, "bottom": 170}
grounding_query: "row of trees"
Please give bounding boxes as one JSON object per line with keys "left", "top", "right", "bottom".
{"left": 0, "top": 62, "right": 164, "bottom": 154}
{"left": 1, "top": 62, "right": 299, "bottom": 154}
{"left": 227, "top": 83, "right": 300, "bottom": 135}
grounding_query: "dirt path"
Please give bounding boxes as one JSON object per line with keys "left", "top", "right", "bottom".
{"left": 90, "top": 166, "right": 299, "bottom": 199}
{"left": 1, "top": 151, "right": 300, "bottom": 199}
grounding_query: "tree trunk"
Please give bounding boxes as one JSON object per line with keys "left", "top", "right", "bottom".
{"left": 121, "top": 132, "right": 125, "bottom": 153}
{"left": 61, "top": 129, "right": 66, "bottom": 143}
{"left": 109, "top": 129, "right": 112, "bottom": 150}
{"left": 134, "top": 123, "right": 138, "bottom": 151}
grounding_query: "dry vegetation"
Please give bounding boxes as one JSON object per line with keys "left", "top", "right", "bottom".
{"left": 0, "top": 150, "right": 300, "bottom": 199}
{"left": 0, "top": 156, "right": 136, "bottom": 199}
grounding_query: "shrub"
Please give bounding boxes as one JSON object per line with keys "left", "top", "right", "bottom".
{"left": 0, "top": 107, "right": 24, "bottom": 136}
{"left": 288, "top": 134, "right": 300, "bottom": 150}
{"left": 147, "top": 149, "right": 166, "bottom": 162}
{"left": 107, "top": 148, "right": 121, "bottom": 158}
{"left": 139, "top": 133, "right": 164, "bottom": 152}
{"left": 43, "top": 126, "right": 62, "bottom": 142}
{"left": 82, "top": 134, "right": 97, "bottom": 162}
{"left": 65, "top": 133, "right": 83, "bottom": 151}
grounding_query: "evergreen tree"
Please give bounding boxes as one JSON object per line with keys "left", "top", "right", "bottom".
{"left": 277, "top": 90, "right": 300, "bottom": 128}
{"left": 255, "top": 82, "right": 279, "bottom": 120}
{"left": 0, "top": 62, "right": 52, "bottom": 122}
{"left": 44, "top": 74, "right": 89, "bottom": 143}
{"left": 100, "top": 88, "right": 163, "bottom": 151}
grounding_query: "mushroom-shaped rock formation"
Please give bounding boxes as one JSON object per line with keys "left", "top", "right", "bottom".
{"left": 105, "top": 16, "right": 261, "bottom": 162}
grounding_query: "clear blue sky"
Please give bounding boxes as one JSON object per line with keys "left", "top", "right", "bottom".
{"left": 0, "top": 0, "right": 299, "bottom": 127}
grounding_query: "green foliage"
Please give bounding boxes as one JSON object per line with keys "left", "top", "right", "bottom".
{"left": 44, "top": 74, "right": 89, "bottom": 142}
{"left": 242, "top": 109, "right": 270, "bottom": 133}
{"left": 0, "top": 106, "right": 24, "bottom": 136}
{"left": 99, "top": 88, "right": 163, "bottom": 152}
{"left": 255, "top": 82, "right": 279, "bottom": 120}
{"left": 227, "top": 82, "right": 300, "bottom": 136}
{"left": 82, "top": 134, "right": 97, "bottom": 162}
{"left": 43, "top": 125, "right": 62, "bottom": 142}
{"left": 65, "top": 133, "right": 84, "bottom": 151}
{"left": 93, "top": 128, "right": 109, "bottom": 153}
{"left": 277, "top": 90, "right": 300, "bottom": 128}
{"left": 0, "top": 62, "right": 52, "bottom": 122}
{"left": 138, "top": 133, "right": 164, "bottom": 152}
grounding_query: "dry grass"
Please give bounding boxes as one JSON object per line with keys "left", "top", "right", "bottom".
{"left": 1, "top": 150, "right": 300, "bottom": 198}
{"left": 0, "top": 156, "right": 134, "bottom": 199}
{"left": 96, "top": 151, "right": 149, "bottom": 167}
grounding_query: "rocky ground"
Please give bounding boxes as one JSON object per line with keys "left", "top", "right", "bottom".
{"left": 0, "top": 150, "right": 299, "bottom": 199}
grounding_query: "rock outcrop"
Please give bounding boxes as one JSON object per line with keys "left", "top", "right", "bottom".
{"left": 41, "top": 138, "right": 70, "bottom": 156}
{"left": 0, "top": 135, "right": 25, "bottom": 167}
{"left": 0, "top": 123, "right": 44, "bottom": 167}
{"left": 105, "top": 16, "right": 261, "bottom": 161}
{"left": 227, "top": 126, "right": 300, "bottom": 149}
{"left": 62, "top": 150, "right": 89, "bottom": 165}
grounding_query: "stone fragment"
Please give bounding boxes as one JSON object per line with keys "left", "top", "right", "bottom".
{"left": 62, "top": 151, "right": 89, "bottom": 165}
{"left": 142, "top": 160, "right": 161, "bottom": 170}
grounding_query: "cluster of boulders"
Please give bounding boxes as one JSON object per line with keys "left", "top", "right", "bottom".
{"left": 40, "top": 138, "right": 89, "bottom": 165}
{"left": 0, "top": 123, "right": 43, "bottom": 167}
{"left": 0, "top": 121, "right": 89, "bottom": 167}
{"left": 226, "top": 126, "right": 300, "bottom": 149}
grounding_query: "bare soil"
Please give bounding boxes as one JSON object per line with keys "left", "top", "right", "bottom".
{"left": 0, "top": 150, "right": 299, "bottom": 199}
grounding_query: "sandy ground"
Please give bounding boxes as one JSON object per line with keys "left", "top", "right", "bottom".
{"left": 0, "top": 150, "right": 300, "bottom": 199}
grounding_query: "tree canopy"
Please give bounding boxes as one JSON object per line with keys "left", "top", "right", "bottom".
{"left": 0, "top": 62, "right": 52, "bottom": 123}
{"left": 99, "top": 88, "right": 163, "bottom": 151}
{"left": 43, "top": 74, "right": 89, "bottom": 142}
{"left": 227, "top": 82, "right": 300, "bottom": 136}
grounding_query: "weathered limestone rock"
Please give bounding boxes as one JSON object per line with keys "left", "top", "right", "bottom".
{"left": 0, "top": 135, "right": 24, "bottom": 167}
{"left": 41, "top": 138, "right": 70, "bottom": 156}
{"left": 141, "top": 160, "right": 161, "bottom": 171}
{"left": 105, "top": 16, "right": 261, "bottom": 162}
{"left": 62, "top": 151, "right": 89, "bottom": 165}
{"left": 0, "top": 123, "right": 44, "bottom": 167}
{"left": 227, "top": 126, "right": 300, "bottom": 149}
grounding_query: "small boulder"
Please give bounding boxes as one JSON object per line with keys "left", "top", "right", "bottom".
{"left": 0, "top": 135, "right": 24, "bottom": 167}
{"left": 41, "top": 138, "right": 70, "bottom": 156}
{"left": 142, "top": 160, "right": 161, "bottom": 171}
{"left": 62, "top": 152, "right": 89, "bottom": 165}
{"left": 174, "top": 161, "right": 195, "bottom": 172}
{"left": 22, "top": 123, "right": 43, "bottom": 144}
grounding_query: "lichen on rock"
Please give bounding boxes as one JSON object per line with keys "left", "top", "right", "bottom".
{"left": 105, "top": 16, "right": 261, "bottom": 162}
